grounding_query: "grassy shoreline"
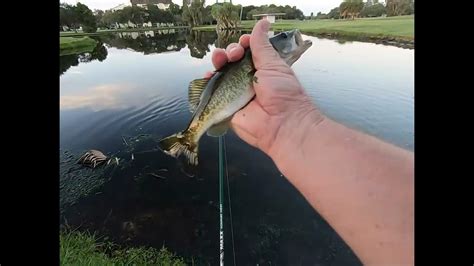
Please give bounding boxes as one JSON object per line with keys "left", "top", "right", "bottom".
{"left": 195, "top": 16, "right": 414, "bottom": 48}
{"left": 60, "top": 230, "right": 186, "bottom": 265}
{"left": 60, "top": 26, "right": 189, "bottom": 37}
{"left": 60, "top": 36, "right": 98, "bottom": 55}
{"left": 59, "top": 16, "right": 414, "bottom": 49}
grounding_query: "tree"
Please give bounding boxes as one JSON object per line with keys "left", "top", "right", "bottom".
{"left": 202, "top": 5, "right": 214, "bottom": 25}
{"left": 278, "top": 5, "right": 297, "bottom": 19}
{"left": 59, "top": 2, "right": 98, "bottom": 32}
{"left": 315, "top": 12, "right": 328, "bottom": 19}
{"left": 339, "top": 2, "right": 349, "bottom": 19}
{"left": 241, "top": 5, "right": 256, "bottom": 20}
{"left": 60, "top": 3, "right": 80, "bottom": 30}
{"left": 244, "top": 5, "right": 304, "bottom": 20}
{"left": 181, "top": 1, "right": 191, "bottom": 25}
{"left": 211, "top": 2, "right": 240, "bottom": 30}
{"left": 146, "top": 4, "right": 160, "bottom": 23}
{"left": 120, "top": 6, "right": 148, "bottom": 25}
{"left": 173, "top": 14, "right": 184, "bottom": 25}
{"left": 182, "top": 0, "right": 206, "bottom": 27}
{"left": 75, "top": 2, "right": 97, "bottom": 32}
{"left": 146, "top": 5, "right": 173, "bottom": 24}
{"left": 327, "top": 7, "right": 340, "bottom": 19}
{"left": 292, "top": 6, "right": 305, "bottom": 20}
{"left": 169, "top": 2, "right": 182, "bottom": 15}
{"left": 340, "top": 0, "right": 364, "bottom": 19}
{"left": 386, "top": 0, "right": 412, "bottom": 16}
{"left": 360, "top": 3, "right": 386, "bottom": 17}
{"left": 265, "top": 4, "right": 280, "bottom": 14}
{"left": 101, "top": 10, "right": 120, "bottom": 27}
{"left": 60, "top": 4, "right": 70, "bottom": 29}
{"left": 98, "top": 5, "right": 179, "bottom": 27}
{"left": 94, "top": 9, "right": 105, "bottom": 28}
{"left": 405, "top": 0, "right": 414, "bottom": 15}
{"left": 246, "top": 8, "right": 258, "bottom": 20}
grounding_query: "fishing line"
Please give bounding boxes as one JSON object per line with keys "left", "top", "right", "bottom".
{"left": 223, "top": 136, "right": 236, "bottom": 266}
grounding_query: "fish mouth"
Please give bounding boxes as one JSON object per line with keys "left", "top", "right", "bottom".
{"left": 294, "top": 29, "right": 312, "bottom": 48}
{"left": 285, "top": 29, "right": 313, "bottom": 66}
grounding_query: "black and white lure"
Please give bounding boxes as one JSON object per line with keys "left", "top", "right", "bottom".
{"left": 77, "top": 150, "right": 109, "bottom": 168}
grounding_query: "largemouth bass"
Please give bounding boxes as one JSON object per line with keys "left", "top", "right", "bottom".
{"left": 159, "top": 29, "right": 312, "bottom": 165}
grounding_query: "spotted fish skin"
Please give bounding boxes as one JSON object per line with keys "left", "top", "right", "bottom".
{"left": 159, "top": 50, "right": 255, "bottom": 166}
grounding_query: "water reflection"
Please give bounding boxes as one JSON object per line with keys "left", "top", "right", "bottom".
{"left": 59, "top": 30, "right": 219, "bottom": 76}
{"left": 103, "top": 31, "right": 188, "bottom": 55}
{"left": 215, "top": 30, "right": 241, "bottom": 49}
{"left": 60, "top": 83, "right": 137, "bottom": 111}
{"left": 185, "top": 30, "right": 216, "bottom": 59}
{"left": 60, "top": 41, "right": 108, "bottom": 75}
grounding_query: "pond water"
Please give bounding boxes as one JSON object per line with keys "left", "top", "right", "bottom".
{"left": 60, "top": 29, "right": 413, "bottom": 265}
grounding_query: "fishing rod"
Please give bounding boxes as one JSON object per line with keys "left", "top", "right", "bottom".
{"left": 219, "top": 136, "right": 224, "bottom": 266}
{"left": 218, "top": 136, "right": 236, "bottom": 266}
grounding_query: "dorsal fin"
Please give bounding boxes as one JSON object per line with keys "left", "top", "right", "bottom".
{"left": 188, "top": 78, "right": 209, "bottom": 113}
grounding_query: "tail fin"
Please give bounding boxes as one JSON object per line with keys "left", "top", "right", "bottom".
{"left": 158, "top": 132, "right": 199, "bottom": 165}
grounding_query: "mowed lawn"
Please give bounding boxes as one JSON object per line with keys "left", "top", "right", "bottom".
{"left": 60, "top": 36, "right": 97, "bottom": 55}
{"left": 197, "top": 15, "right": 414, "bottom": 40}
{"left": 60, "top": 36, "right": 97, "bottom": 49}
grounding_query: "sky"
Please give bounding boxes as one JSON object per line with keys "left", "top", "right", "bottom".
{"left": 62, "top": 0, "right": 344, "bottom": 16}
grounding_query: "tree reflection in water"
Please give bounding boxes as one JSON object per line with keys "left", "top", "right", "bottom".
{"left": 60, "top": 30, "right": 237, "bottom": 76}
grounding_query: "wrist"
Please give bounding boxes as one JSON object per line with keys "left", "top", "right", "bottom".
{"left": 267, "top": 97, "right": 326, "bottom": 172}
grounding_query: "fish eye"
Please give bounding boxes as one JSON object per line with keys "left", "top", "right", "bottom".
{"left": 281, "top": 32, "right": 288, "bottom": 39}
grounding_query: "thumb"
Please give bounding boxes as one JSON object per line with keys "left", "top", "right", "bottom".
{"left": 250, "top": 19, "right": 287, "bottom": 70}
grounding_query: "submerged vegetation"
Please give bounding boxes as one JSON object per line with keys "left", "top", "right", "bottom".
{"left": 60, "top": 230, "right": 186, "bottom": 265}
{"left": 59, "top": 149, "right": 112, "bottom": 213}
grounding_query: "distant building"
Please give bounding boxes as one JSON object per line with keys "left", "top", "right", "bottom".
{"left": 109, "top": 0, "right": 172, "bottom": 12}
{"left": 130, "top": 0, "right": 172, "bottom": 10}
{"left": 110, "top": 3, "right": 131, "bottom": 12}
{"left": 252, "top": 13, "right": 286, "bottom": 23}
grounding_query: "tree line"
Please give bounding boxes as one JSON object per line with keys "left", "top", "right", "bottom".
{"left": 60, "top": 2, "right": 184, "bottom": 32}
{"left": 60, "top": 1, "right": 306, "bottom": 33}
{"left": 60, "top": 0, "right": 414, "bottom": 33}
{"left": 242, "top": 4, "right": 305, "bottom": 20}
{"left": 311, "top": 0, "right": 414, "bottom": 20}
{"left": 60, "top": 3, "right": 98, "bottom": 32}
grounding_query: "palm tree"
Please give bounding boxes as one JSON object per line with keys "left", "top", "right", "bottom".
{"left": 339, "top": 0, "right": 364, "bottom": 19}
{"left": 211, "top": 2, "right": 240, "bottom": 30}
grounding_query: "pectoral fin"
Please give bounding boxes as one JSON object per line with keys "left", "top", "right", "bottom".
{"left": 207, "top": 119, "right": 231, "bottom": 137}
